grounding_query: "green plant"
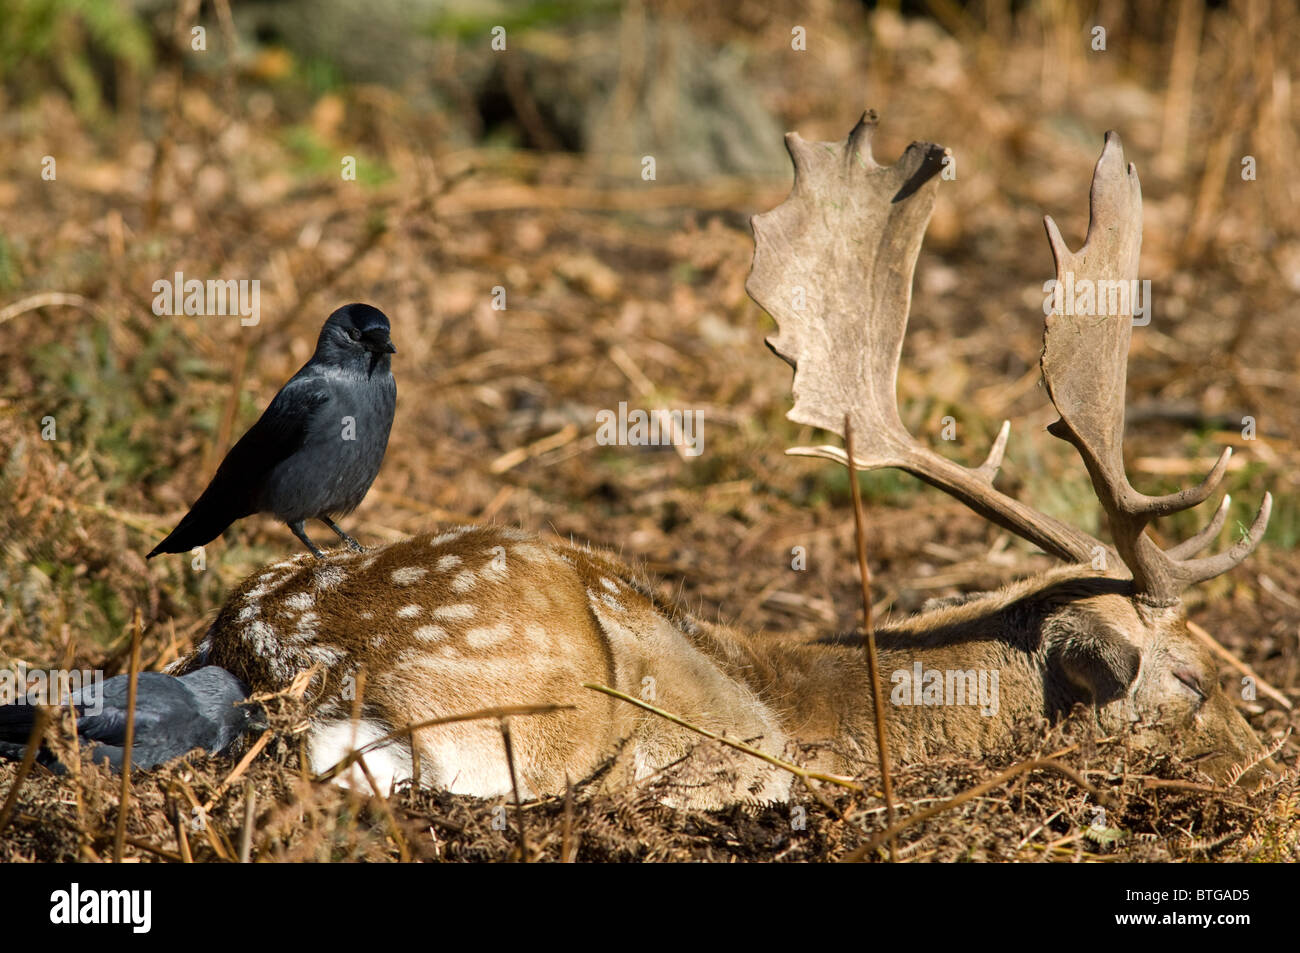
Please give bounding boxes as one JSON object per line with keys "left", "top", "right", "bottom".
{"left": 0, "top": 0, "right": 153, "bottom": 116}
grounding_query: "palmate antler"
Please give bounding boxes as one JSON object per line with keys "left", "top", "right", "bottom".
{"left": 1041, "top": 132, "right": 1271, "bottom": 605}
{"left": 747, "top": 111, "right": 1271, "bottom": 604}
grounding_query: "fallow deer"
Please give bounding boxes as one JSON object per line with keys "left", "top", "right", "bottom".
{"left": 168, "top": 113, "right": 1276, "bottom": 808}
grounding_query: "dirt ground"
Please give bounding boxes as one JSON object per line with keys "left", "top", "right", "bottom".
{"left": 0, "top": 1, "right": 1297, "bottom": 861}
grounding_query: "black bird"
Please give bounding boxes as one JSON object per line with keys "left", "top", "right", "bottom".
{"left": 0, "top": 667, "right": 256, "bottom": 772}
{"left": 147, "top": 303, "right": 397, "bottom": 558}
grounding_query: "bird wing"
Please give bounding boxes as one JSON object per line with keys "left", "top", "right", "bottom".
{"left": 148, "top": 372, "right": 332, "bottom": 554}
{"left": 206, "top": 372, "right": 333, "bottom": 500}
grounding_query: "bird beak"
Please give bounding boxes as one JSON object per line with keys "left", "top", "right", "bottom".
{"left": 361, "top": 329, "right": 396, "bottom": 354}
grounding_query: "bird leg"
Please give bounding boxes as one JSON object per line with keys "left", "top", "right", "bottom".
{"left": 288, "top": 520, "right": 326, "bottom": 558}
{"left": 321, "top": 517, "right": 365, "bottom": 552}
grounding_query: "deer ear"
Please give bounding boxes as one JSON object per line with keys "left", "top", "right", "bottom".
{"left": 1048, "top": 617, "right": 1142, "bottom": 704}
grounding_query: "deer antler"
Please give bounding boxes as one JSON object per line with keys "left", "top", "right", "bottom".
{"left": 748, "top": 113, "right": 1271, "bottom": 600}
{"left": 747, "top": 110, "right": 1104, "bottom": 564}
{"left": 1041, "top": 131, "right": 1271, "bottom": 605}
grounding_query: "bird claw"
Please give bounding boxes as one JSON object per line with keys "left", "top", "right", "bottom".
{"left": 290, "top": 521, "right": 326, "bottom": 558}
{"left": 321, "top": 517, "right": 364, "bottom": 553}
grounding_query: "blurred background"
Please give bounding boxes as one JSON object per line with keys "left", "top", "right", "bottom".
{"left": 0, "top": 0, "right": 1296, "bottom": 706}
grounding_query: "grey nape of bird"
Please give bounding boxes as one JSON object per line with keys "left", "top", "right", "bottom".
{"left": 0, "top": 667, "right": 258, "bottom": 772}
{"left": 147, "top": 302, "right": 397, "bottom": 559}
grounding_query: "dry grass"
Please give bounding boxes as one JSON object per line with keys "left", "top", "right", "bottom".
{"left": 0, "top": 0, "right": 1297, "bottom": 861}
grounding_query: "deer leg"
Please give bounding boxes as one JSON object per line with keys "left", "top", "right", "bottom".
{"left": 321, "top": 517, "right": 365, "bottom": 553}
{"left": 288, "top": 520, "right": 326, "bottom": 558}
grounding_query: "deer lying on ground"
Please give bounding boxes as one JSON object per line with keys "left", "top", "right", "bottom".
{"left": 157, "top": 116, "right": 1272, "bottom": 806}
{"left": 149, "top": 114, "right": 1281, "bottom": 805}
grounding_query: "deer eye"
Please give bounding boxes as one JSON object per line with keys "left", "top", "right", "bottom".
{"left": 1174, "top": 668, "right": 1207, "bottom": 701}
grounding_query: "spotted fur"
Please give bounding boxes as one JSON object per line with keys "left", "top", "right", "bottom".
{"left": 176, "top": 526, "right": 1275, "bottom": 807}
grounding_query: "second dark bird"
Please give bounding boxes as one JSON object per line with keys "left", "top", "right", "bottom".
{"left": 147, "top": 303, "right": 397, "bottom": 559}
{"left": 0, "top": 667, "right": 257, "bottom": 772}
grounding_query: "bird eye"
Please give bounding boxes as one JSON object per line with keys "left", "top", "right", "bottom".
{"left": 346, "top": 327, "right": 361, "bottom": 341}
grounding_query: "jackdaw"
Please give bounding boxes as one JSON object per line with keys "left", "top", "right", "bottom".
{"left": 0, "top": 666, "right": 257, "bottom": 772}
{"left": 147, "top": 302, "right": 397, "bottom": 558}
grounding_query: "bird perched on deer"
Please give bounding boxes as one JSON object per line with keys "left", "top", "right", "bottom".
{"left": 147, "top": 303, "right": 397, "bottom": 559}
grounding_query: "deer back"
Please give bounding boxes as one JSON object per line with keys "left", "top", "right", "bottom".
{"left": 179, "top": 526, "right": 793, "bottom": 805}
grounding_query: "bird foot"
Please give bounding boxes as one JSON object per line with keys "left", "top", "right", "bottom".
{"left": 289, "top": 521, "right": 327, "bottom": 558}
{"left": 321, "top": 517, "right": 365, "bottom": 553}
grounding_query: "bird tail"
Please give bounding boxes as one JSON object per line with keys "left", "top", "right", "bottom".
{"left": 0, "top": 702, "right": 66, "bottom": 771}
{"left": 0, "top": 700, "right": 47, "bottom": 743}
{"left": 0, "top": 740, "right": 63, "bottom": 772}
{"left": 147, "top": 487, "right": 244, "bottom": 558}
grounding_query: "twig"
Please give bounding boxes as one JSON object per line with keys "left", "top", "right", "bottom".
{"left": 202, "top": 730, "right": 272, "bottom": 813}
{"left": 561, "top": 774, "right": 576, "bottom": 863}
{"left": 431, "top": 179, "right": 788, "bottom": 216}
{"left": 113, "top": 609, "right": 144, "bottom": 863}
{"left": 0, "top": 292, "right": 100, "bottom": 325}
{"left": 499, "top": 717, "right": 529, "bottom": 862}
{"left": 1259, "top": 575, "right": 1300, "bottom": 611}
{"left": 171, "top": 777, "right": 235, "bottom": 861}
{"left": 607, "top": 345, "right": 694, "bottom": 460}
{"left": 0, "top": 708, "right": 50, "bottom": 836}
{"left": 489, "top": 424, "right": 580, "bottom": 474}
{"left": 409, "top": 721, "right": 422, "bottom": 790}
{"left": 206, "top": 339, "right": 251, "bottom": 480}
{"left": 1017, "top": 808, "right": 1064, "bottom": 850}
{"left": 1186, "top": 620, "right": 1291, "bottom": 710}
{"left": 840, "top": 758, "right": 1109, "bottom": 862}
{"left": 1139, "top": 777, "right": 1240, "bottom": 795}
{"left": 172, "top": 802, "right": 193, "bottom": 863}
{"left": 844, "top": 416, "right": 896, "bottom": 861}
{"left": 344, "top": 666, "right": 368, "bottom": 843}
{"left": 1043, "top": 831, "right": 1085, "bottom": 853}
{"left": 121, "top": 836, "right": 183, "bottom": 863}
{"left": 799, "top": 774, "right": 843, "bottom": 816}
{"left": 356, "top": 754, "right": 410, "bottom": 862}
{"left": 65, "top": 695, "right": 91, "bottom": 860}
{"left": 239, "top": 779, "right": 255, "bottom": 863}
{"left": 582, "top": 683, "right": 864, "bottom": 794}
